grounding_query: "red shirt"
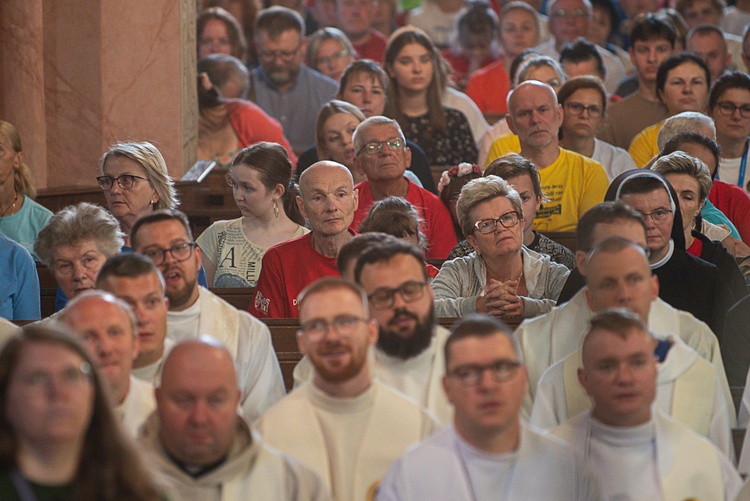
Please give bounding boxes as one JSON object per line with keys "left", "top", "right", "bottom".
{"left": 353, "top": 29, "right": 388, "bottom": 64}
{"left": 351, "top": 178, "right": 458, "bottom": 259}
{"left": 687, "top": 236, "right": 703, "bottom": 257}
{"left": 465, "top": 60, "right": 511, "bottom": 116}
{"left": 251, "top": 232, "right": 343, "bottom": 318}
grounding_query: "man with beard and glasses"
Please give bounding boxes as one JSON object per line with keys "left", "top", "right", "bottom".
{"left": 251, "top": 7, "right": 338, "bottom": 153}
{"left": 293, "top": 236, "right": 454, "bottom": 424}
{"left": 254, "top": 277, "right": 438, "bottom": 501}
{"left": 130, "top": 210, "right": 285, "bottom": 422}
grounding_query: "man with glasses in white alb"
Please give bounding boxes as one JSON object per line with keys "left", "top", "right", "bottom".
{"left": 351, "top": 116, "right": 457, "bottom": 259}
{"left": 130, "top": 209, "right": 285, "bottom": 422}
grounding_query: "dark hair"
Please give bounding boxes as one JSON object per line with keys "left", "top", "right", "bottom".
{"left": 198, "top": 54, "right": 250, "bottom": 99}
{"left": 630, "top": 13, "right": 676, "bottom": 46}
{"left": 577, "top": 202, "right": 647, "bottom": 251}
{"left": 656, "top": 52, "right": 710, "bottom": 99}
{"left": 0, "top": 325, "right": 161, "bottom": 500}
{"left": 590, "top": 0, "right": 618, "bottom": 41}
{"left": 559, "top": 39, "right": 605, "bottom": 79}
{"left": 255, "top": 6, "right": 305, "bottom": 38}
{"left": 231, "top": 142, "right": 305, "bottom": 225}
{"left": 202, "top": 0, "right": 260, "bottom": 61}
{"left": 130, "top": 209, "right": 194, "bottom": 250}
{"left": 456, "top": 1, "right": 498, "bottom": 48}
{"left": 674, "top": 0, "right": 725, "bottom": 17}
{"left": 336, "top": 232, "right": 394, "bottom": 275}
{"left": 509, "top": 49, "right": 542, "bottom": 84}
{"left": 656, "top": 9, "right": 689, "bottom": 48}
{"left": 557, "top": 75, "right": 607, "bottom": 112}
{"left": 709, "top": 71, "right": 750, "bottom": 111}
{"left": 484, "top": 153, "right": 543, "bottom": 199}
{"left": 384, "top": 27, "right": 447, "bottom": 137}
{"left": 354, "top": 237, "right": 427, "bottom": 283}
{"left": 197, "top": 7, "right": 249, "bottom": 61}
{"left": 660, "top": 132, "right": 721, "bottom": 179}
{"left": 338, "top": 59, "right": 389, "bottom": 97}
{"left": 444, "top": 313, "right": 515, "bottom": 367}
{"left": 358, "top": 197, "right": 426, "bottom": 248}
{"left": 95, "top": 253, "right": 163, "bottom": 288}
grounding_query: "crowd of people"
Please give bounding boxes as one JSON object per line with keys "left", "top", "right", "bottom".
{"left": 4, "top": 0, "right": 750, "bottom": 498}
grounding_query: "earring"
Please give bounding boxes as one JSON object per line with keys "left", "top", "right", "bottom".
{"left": 273, "top": 200, "right": 279, "bottom": 218}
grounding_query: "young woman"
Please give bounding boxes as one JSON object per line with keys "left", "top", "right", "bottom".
{"left": 384, "top": 27, "right": 478, "bottom": 167}
{"left": 196, "top": 142, "right": 308, "bottom": 287}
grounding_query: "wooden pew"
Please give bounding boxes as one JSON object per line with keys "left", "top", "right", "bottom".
{"left": 541, "top": 231, "right": 577, "bottom": 253}
{"left": 210, "top": 287, "right": 255, "bottom": 312}
{"left": 36, "top": 263, "right": 57, "bottom": 319}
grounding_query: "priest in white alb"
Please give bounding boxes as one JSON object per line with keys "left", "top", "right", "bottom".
{"left": 552, "top": 308, "right": 741, "bottom": 501}
{"left": 254, "top": 278, "right": 438, "bottom": 501}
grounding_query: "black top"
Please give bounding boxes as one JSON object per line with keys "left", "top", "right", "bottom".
{"left": 693, "top": 229, "right": 747, "bottom": 304}
{"left": 401, "top": 108, "right": 478, "bottom": 167}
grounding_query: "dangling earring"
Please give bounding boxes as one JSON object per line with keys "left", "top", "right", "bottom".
{"left": 273, "top": 200, "right": 279, "bottom": 218}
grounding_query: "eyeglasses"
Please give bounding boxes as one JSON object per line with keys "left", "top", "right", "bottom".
{"left": 447, "top": 360, "right": 522, "bottom": 386}
{"left": 473, "top": 211, "right": 520, "bottom": 235}
{"left": 715, "top": 101, "right": 750, "bottom": 119}
{"left": 141, "top": 242, "right": 197, "bottom": 266}
{"left": 299, "top": 315, "right": 368, "bottom": 340}
{"left": 357, "top": 137, "right": 404, "bottom": 156}
{"left": 368, "top": 280, "right": 427, "bottom": 310}
{"left": 97, "top": 174, "right": 148, "bottom": 191}
{"left": 258, "top": 45, "right": 301, "bottom": 62}
{"left": 639, "top": 208, "right": 672, "bottom": 223}
{"left": 316, "top": 49, "right": 351, "bottom": 67}
{"left": 551, "top": 8, "right": 588, "bottom": 18}
{"left": 565, "top": 102, "right": 603, "bottom": 118}
{"left": 19, "top": 362, "right": 93, "bottom": 391}
{"left": 54, "top": 253, "right": 104, "bottom": 277}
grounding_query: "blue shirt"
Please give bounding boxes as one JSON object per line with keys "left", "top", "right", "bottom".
{"left": 701, "top": 199, "right": 741, "bottom": 239}
{"left": 0, "top": 233, "right": 41, "bottom": 321}
{"left": 251, "top": 64, "right": 338, "bottom": 152}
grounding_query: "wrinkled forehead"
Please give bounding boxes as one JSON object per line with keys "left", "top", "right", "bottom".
{"left": 509, "top": 83, "right": 557, "bottom": 111}
{"left": 301, "top": 164, "right": 353, "bottom": 193}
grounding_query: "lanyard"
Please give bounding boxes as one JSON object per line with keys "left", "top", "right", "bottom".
{"left": 738, "top": 138, "right": 749, "bottom": 189}
{"left": 9, "top": 470, "right": 37, "bottom": 501}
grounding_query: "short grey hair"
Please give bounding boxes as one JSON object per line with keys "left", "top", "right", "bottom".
{"left": 352, "top": 116, "right": 406, "bottom": 153}
{"left": 657, "top": 112, "right": 716, "bottom": 150}
{"left": 456, "top": 175, "right": 524, "bottom": 238}
{"left": 650, "top": 151, "right": 712, "bottom": 202}
{"left": 58, "top": 290, "right": 137, "bottom": 339}
{"left": 514, "top": 55, "right": 566, "bottom": 88}
{"left": 35, "top": 203, "right": 125, "bottom": 269}
{"left": 101, "top": 141, "right": 178, "bottom": 211}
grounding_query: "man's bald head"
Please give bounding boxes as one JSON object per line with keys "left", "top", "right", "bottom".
{"left": 507, "top": 80, "right": 559, "bottom": 113}
{"left": 299, "top": 160, "right": 354, "bottom": 194}
{"left": 156, "top": 337, "right": 241, "bottom": 467}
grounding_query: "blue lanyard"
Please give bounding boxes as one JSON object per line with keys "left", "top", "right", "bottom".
{"left": 738, "top": 139, "right": 749, "bottom": 189}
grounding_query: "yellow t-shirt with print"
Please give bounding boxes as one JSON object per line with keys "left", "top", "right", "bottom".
{"left": 628, "top": 121, "right": 664, "bottom": 168}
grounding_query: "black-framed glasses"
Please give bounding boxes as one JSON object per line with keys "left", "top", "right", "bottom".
{"left": 473, "top": 211, "right": 520, "bottom": 235}
{"left": 96, "top": 174, "right": 148, "bottom": 191}
{"left": 551, "top": 8, "right": 587, "bottom": 18}
{"left": 316, "top": 49, "right": 351, "bottom": 66}
{"left": 716, "top": 101, "right": 750, "bottom": 119}
{"left": 258, "top": 44, "right": 302, "bottom": 62}
{"left": 447, "top": 360, "right": 522, "bottom": 386}
{"left": 368, "top": 280, "right": 427, "bottom": 310}
{"left": 141, "top": 242, "right": 197, "bottom": 266}
{"left": 565, "top": 102, "right": 603, "bottom": 118}
{"left": 357, "top": 137, "right": 404, "bottom": 156}
{"left": 299, "top": 315, "right": 368, "bottom": 340}
{"left": 639, "top": 208, "right": 672, "bottom": 223}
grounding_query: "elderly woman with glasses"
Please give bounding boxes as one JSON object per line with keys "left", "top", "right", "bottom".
{"left": 98, "top": 142, "right": 178, "bottom": 248}
{"left": 433, "top": 175, "right": 569, "bottom": 319}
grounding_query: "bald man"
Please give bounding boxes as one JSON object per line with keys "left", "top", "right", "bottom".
{"left": 59, "top": 290, "right": 155, "bottom": 436}
{"left": 486, "top": 81, "right": 609, "bottom": 232}
{"left": 140, "top": 338, "right": 331, "bottom": 500}
{"left": 252, "top": 160, "right": 359, "bottom": 318}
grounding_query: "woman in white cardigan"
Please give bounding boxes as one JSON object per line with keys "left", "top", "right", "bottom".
{"left": 433, "top": 174, "right": 569, "bottom": 319}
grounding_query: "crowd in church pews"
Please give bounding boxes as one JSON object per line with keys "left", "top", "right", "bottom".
{"left": 6, "top": 0, "right": 750, "bottom": 497}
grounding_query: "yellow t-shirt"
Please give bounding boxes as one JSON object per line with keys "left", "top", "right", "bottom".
{"left": 628, "top": 121, "right": 664, "bottom": 168}
{"left": 534, "top": 148, "right": 609, "bottom": 232}
{"left": 484, "top": 133, "right": 522, "bottom": 167}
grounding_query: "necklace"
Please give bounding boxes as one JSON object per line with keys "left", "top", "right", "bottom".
{"left": 0, "top": 191, "right": 18, "bottom": 221}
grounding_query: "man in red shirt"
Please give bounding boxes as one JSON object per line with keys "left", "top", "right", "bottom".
{"left": 335, "top": 0, "right": 387, "bottom": 63}
{"left": 252, "top": 161, "right": 359, "bottom": 318}
{"left": 351, "top": 116, "right": 458, "bottom": 259}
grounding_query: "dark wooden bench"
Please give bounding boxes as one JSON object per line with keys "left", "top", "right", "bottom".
{"left": 540, "top": 231, "right": 577, "bottom": 253}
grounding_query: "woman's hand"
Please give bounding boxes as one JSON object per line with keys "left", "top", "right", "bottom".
{"left": 477, "top": 279, "right": 524, "bottom": 318}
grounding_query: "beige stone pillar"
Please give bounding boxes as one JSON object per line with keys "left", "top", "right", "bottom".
{"left": 0, "top": 0, "right": 196, "bottom": 188}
